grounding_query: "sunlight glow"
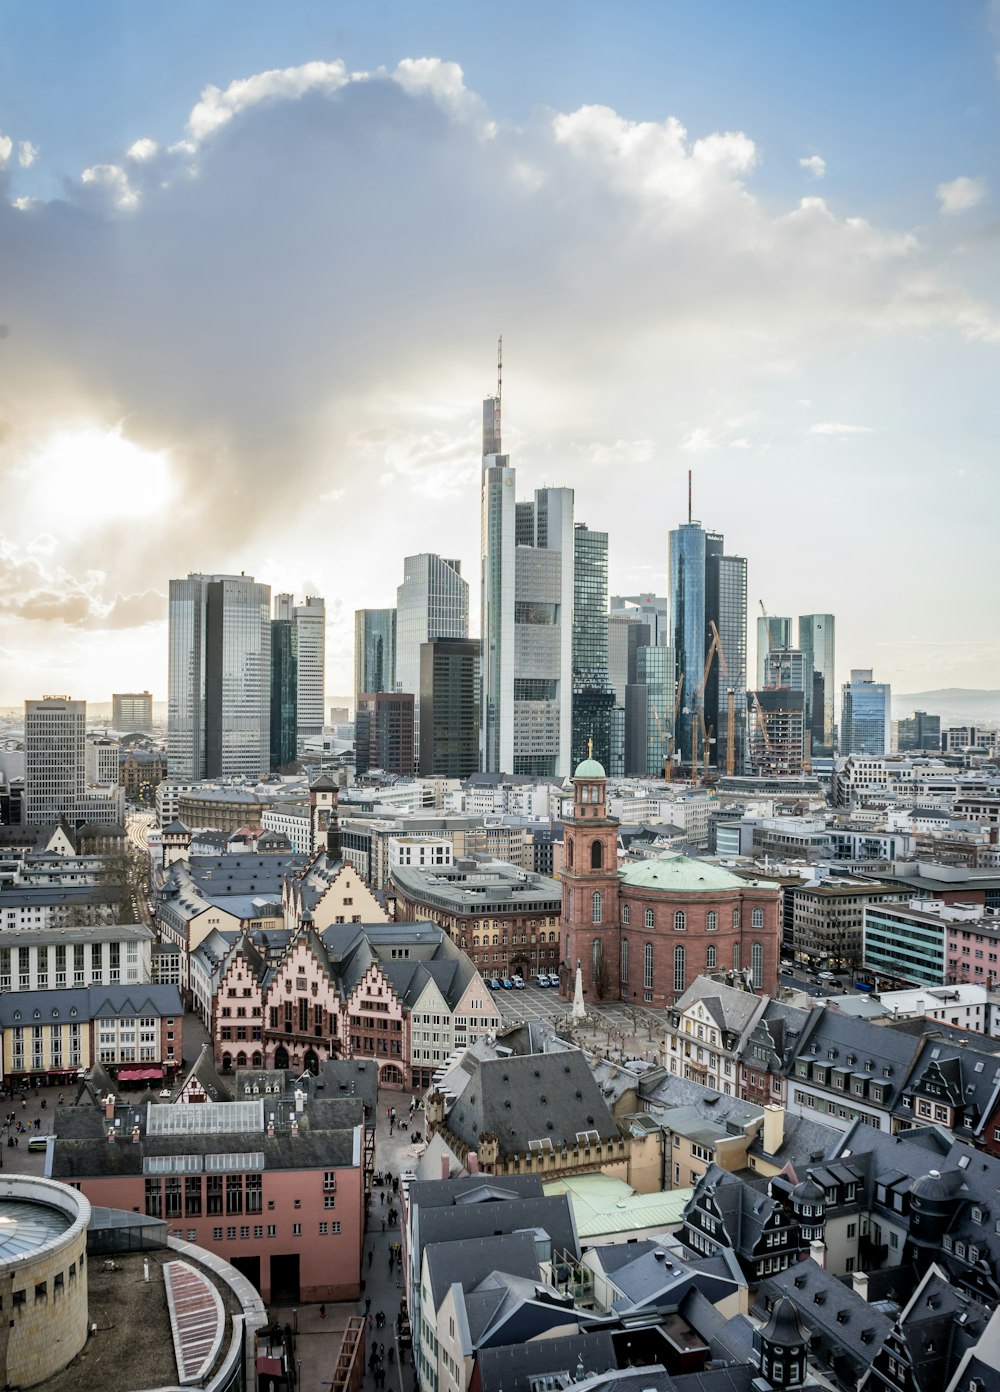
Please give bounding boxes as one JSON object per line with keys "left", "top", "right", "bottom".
{"left": 29, "top": 424, "right": 173, "bottom": 527}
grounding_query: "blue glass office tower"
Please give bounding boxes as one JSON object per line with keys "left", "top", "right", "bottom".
{"left": 669, "top": 523, "right": 706, "bottom": 767}
{"left": 841, "top": 668, "right": 891, "bottom": 755}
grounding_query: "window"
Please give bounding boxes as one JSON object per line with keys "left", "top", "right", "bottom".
{"left": 752, "top": 907, "right": 764, "bottom": 929}
{"left": 590, "top": 840, "right": 603, "bottom": 869}
{"left": 674, "top": 945, "right": 686, "bottom": 994}
{"left": 751, "top": 942, "right": 763, "bottom": 988}
{"left": 622, "top": 904, "right": 630, "bottom": 925}
{"left": 592, "top": 891, "right": 602, "bottom": 924}
{"left": 644, "top": 908, "right": 654, "bottom": 930}
{"left": 733, "top": 944, "right": 741, "bottom": 972}
{"left": 292, "top": 1223, "right": 302, "bottom": 1236}
{"left": 706, "top": 911, "right": 717, "bottom": 932}
{"left": 644, "top": 943, "right": 654, "bottom": 991}
{"left": 620, "top": 939, "right": 628, "bottom": 983}
{"left": 706, "top": 945, "right": 717, "bottom": 970}
{"left": 732, "top": 907, "right": 741, "bottom": 929}
{"left": 674, "top": 910, "right": 686, "bottom": 933}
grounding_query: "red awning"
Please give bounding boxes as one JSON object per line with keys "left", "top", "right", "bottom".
{"left": 116, "top": 1067, "right": 164, "bottom": 1081}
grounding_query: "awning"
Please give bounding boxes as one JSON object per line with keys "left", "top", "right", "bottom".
{"left": 117, "top": 1067, "right": 164, "bottom": 1082}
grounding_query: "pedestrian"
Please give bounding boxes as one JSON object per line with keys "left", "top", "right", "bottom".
{"left": 368, "top": 1249, "right": 373, "bottom": 1269}
{"left": 320, "top": 1303, "right": 326, "bottom": 1320}
{"left": 379, "top": 1343, "right": 384, "bottom": 1362}
{"left": 365, "top": 1295, "right": 371, "bottom": 1314}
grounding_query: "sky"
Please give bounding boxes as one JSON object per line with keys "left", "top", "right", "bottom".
{"left": 1, "top": 1, "right": 998, "bottom": 709}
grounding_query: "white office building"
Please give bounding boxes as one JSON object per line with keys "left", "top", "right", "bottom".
{"left": 24, "top": 697, "right": 86, "bottom": 825}
{"left": 395, "top": 555, "right": 469, "bottom": 759}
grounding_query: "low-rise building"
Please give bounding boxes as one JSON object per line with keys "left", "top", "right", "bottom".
{"left": 390, "top": 858, "right": 562, "bottom": 981}
{"left": 785, "top": 1006, "right": 921, "bottom": 1134}
{"left": 791, "top": 876, "right": 906, "bottom": 970}
{"left": 48, "top": 1072, "right": 365, "bottom": 1304}
{"left": 0, "top": 982, "right": 183, "bottom": 1083}
{"left": 0, "top": 922, "right": 153, "bottom": 990}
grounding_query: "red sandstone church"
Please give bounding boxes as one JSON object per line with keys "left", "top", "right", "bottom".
{"left": 559, "top": 755, "right": 781, "bottom": 1006}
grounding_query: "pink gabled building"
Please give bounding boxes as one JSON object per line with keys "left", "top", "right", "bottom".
{"left": 48, "top": 1070, "right": 366, "bottom": 1305}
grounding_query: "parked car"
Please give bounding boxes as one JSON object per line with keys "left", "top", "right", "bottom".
{"left": 511, "top": 976, "right": 525, "bottom": 989}
{"left": 534, "top": 975, "right": 549, "bottom": 988}
{"left": 501, "top": 978, "right": 514, "bottom": 989}
{"left": 546, "top": 973, "right": 561, "bottom": 987}
{"left": 487, "top": 978, "right": 502, "bottom": 989}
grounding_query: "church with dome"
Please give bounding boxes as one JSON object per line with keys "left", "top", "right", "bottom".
{"left": 559, "top": 754, "right": 781, "bottom": 1005}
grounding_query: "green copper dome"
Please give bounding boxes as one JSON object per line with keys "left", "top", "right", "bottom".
{"left": 573, "top": 757, "right": 606, "bottom": 778}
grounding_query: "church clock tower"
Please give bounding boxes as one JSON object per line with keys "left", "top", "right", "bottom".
{"left": 559, "top": 746, "right": 620, "bottom": 1001}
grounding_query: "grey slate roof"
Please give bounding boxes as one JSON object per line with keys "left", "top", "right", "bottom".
{"left": 753, "top": 1261, "right": 892, "bottom": 1382}
{"left": 0, "top": 982, "right": 182, "bottom": 1027}
{"left": 417, "top": 1193, "right": 579, "bottom": 1271}
{"left": 441, "top": 1048, "right": 617, "bottom": 1156}
{"left": 423, "top": 1231, "right": 540, "bottom": 1312}
{"left": 475, "top": 1331, "right": 619, "bottom": 1392}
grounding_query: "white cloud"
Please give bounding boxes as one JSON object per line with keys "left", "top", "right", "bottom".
{"left": 126, "top": 138, "right": 158, "bottom": 162}
{"left": 80, "top": 163, "right": 139, "bottom": 208}
{"left": 936, "top": 175, "right": 987, "bottom": 215}
{"left": 799, "top": 154, "right": 826, "bottom": 179}
{"left": 186, "top": 59, "right": 353, "bottom": 140}
{"left": 807, "top": 422, "right": 873, "bottom": 436}
{"left": 579, "top": 439, "right": 655, "bottom": 466}
{"left": 0, "top": 134, "right": 12, "bottom": 166}
{"left": 18, "top": 140, "right": 37, "bottom": 168}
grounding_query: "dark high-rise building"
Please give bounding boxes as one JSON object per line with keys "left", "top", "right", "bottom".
{"left": 798, "top": 614, "right": 835, "bottom": 755}
{"left": 897, "top": 710, "right": 942, "bottom": 752}
{"left": 572, "top": 524, "right": 616, "bottom": 770}
{"left": 625, "top": 644, "right": 674, "bottom": 775}
{"left": 418, "top": 638, "right": 481, "bottom": 778}
{"left": 355, "top": 692, "right": 414, "bottom": 776}
{"left": 669, "top": 510, "right": 747, "bottom": 773}
{"left": 270, "top": 618, "right": 297, "bottom": 771}
{"left": 354, "top": 609, "right": 396, "bottom": 710}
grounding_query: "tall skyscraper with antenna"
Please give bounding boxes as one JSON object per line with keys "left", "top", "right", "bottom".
{"left": 480, "top": 342, "right": 574, "bottom": 775}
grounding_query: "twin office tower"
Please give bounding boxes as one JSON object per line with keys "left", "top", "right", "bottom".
{"left": 167, "top": 575, "right": 325, "bottom": 778}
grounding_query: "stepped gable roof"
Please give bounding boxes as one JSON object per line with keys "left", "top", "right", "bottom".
{"left": 900, "top": 1035, "right": 1000, "bottom": 1138}
{"left": 683, "top": 1163, "right": 790, "bottom": 1257}
{"left": 753, "top": 1261, "right": 892, "bottom": 1382}
{"left": 441, "top": 1048, "right": 617, "bottom": 1158}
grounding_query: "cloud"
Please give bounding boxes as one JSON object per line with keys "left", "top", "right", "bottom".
{"left": 0, "top": 52, "right": 998, "bottom": 690}
{"left": 799, "top": 155, "right": 826, "bottom": 179}
{"left": 807, "top": 422, "right": 874, "bottom": 436}
{"left": 0, "top": 536, "right": 164, "bottom": 629}
{"left": 0, "top": 134, "right": 11, "bottom": 166}
{"left": 937, "top": 176, "right": 987, "bottom": 215}
{"left": 18, "top": 141, "right": 37, "bottom": 169}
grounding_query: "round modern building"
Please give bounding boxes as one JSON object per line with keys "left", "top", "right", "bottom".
{"left": 0, "top": 1176, "right": 91, "bottom": 1388}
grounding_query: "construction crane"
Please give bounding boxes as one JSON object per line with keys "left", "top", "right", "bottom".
{"left": 751, "top": 690, "right": 774, "bottom": 773}
{"left": 662, "top": 673, "right": 684, "bottom": 781}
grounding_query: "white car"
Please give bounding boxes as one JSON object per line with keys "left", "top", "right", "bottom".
{"left": 546, "top": 974, "right": 561, "bottom": 987}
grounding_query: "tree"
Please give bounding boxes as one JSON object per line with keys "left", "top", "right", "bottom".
{"left": 102, "top": 846, "right": 151, "bottom": 924}
{"left": 592, "top": 946, "right": 613, "bottom": 1001}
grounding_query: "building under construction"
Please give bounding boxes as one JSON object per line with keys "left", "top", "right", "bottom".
{"left": 749, "top": 686, "right": 808, "bottom": 775}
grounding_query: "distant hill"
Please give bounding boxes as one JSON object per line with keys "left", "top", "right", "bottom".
{"left": 893, "top": 689, "right": 1000, "bottom": 726}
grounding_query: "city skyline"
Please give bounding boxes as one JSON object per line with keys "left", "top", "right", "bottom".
{"left": 1, "top": 2, "right": 999, "bottom": 704}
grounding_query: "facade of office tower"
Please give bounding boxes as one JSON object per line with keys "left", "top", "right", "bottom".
{"left": 274, "top": 593, "right": 325, "bottom": 738}
{"left": 799, "top": 613, "right": 836, "bottom": 755}
{"left": 480, "top": 392, "right": 574, "bottom": 777}
{"left": 167, "top": 573, "right": 272, "bottom": 779}
{"left": 841, "top": 668, "right": 891, "bottom": 756}
{"left": 669, "top": 518, "right": 747, "bottom": 772}
{"left": 756, "top": 616, "right": 792, "bottom": 687}
{"left": 419, "top": 637, "right": 481, "bottom": 778}
{"left": 396, "top": 554, "right": 469, "bottom": 759}
{"left": 23, "top": 697, "right": 87, "bottom": 825}
{"left": 270, "top": 617, "right": 297, "bottom": 771}
{"left": 354, "top": 609, "right": 396, "bottom": 709}
{"left": 572, "top": 524, "right": 617, "bottom": 772}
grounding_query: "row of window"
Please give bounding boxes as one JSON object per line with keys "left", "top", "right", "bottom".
{"left": 614, "top": 940, "right": 765, "bottom": 991}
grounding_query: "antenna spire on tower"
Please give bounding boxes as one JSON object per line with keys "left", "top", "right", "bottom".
{"left": 688, "top": 468, "right": 692, "bottom": 525}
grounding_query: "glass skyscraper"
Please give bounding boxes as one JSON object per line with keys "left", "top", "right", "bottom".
{"left": 841, "top": 668, "right": 891, "bottom": 756}
{"left": 419, "top": 637, "right": 481, "bottom": 777}
{"left": 799, "top": 614, "right": 836, "bottom": 755}
{"left": 669, "top": 522, "right": 707, "bottom": 767}
{"left": 275, "top": 593, "right": 325, "bottom": 738}
{"left": 354, "top": 609, "right": 397, "bottom": 708}
{"left": 572, "top": 523, "right": 616, "bottom": 770}
{"left": 270, "top": 618, "right": 297, "bottom": 771}
{"left": 167, "top": 573, "right": 271, "bottom": 779}
{"left": 756, "top": 615, "right": 792, "bottom": 686}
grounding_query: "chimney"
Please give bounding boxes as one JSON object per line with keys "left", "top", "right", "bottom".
{"left": 852, "top": 1272, "right": 870, "bottom": 1301}
{"left": 810, "top": 1239, "right": 826, "bottom": 1269}
{"left": 468, "top": 1151, "right": 479, "bottom": 1174}
{"left": 294, "top": 1087, "right": 306, "bottom": 1115}
{"left": 441, "top": 1153, "right": 450, "bottom": 1181}
{"left": 762, "top": 1104, "right": 785, "bottom": 1155}
{"left": 267, "top": 1113, "right": 275, "bottom": 1138}
{"left": 107, "top": 1127, "right": 116, "bottom": 1145}
{"left": 132, "top": 1124, "right": 141, "bottom": 1144}
{"left": 104, "top": 1096, "right": 115, "bottom": 1121}
{"left": 291, "top": 1116, "right": 299, "bottom": 1137}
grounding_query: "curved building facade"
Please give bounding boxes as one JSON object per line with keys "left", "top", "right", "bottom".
{"left": 0, "top": 1176, "right": 91, "bottom": 1388}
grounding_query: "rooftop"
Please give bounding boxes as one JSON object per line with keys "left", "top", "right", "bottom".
{"left": 618, "top": 857, "right": 768, "bottom": 892}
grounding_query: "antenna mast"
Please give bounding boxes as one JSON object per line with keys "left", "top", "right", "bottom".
{"left": 497, "top": 334, "right": 503, "bottom": 450}
{"left": 688, "top": 469, "right": 692, "bottom": 525}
